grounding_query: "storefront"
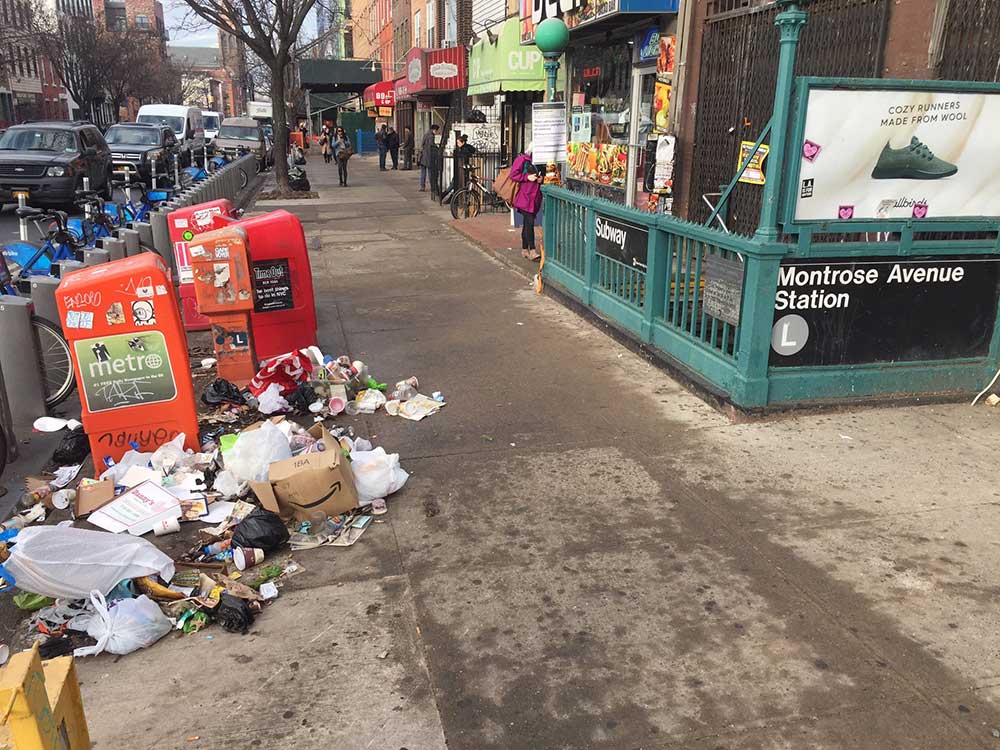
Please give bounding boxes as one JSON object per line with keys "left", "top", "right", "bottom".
{"left": 520, "top": 0, "right": 681, "bottom": 211}
{"left": 400, "top": 46, "right": 469, "bottom": 157}
{"left": 393, "top": 77, "right": 415, "bottom": 142}
{"left": 468, "top": 17, "right": 552, "bottom": 161}
{"left": 363, "top": 81, "right": 396, "bottom": 128}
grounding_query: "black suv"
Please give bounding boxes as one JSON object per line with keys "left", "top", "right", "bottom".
{"left": 0, "top": 121, "right": 112, "bottom": 207}
{"left": 105, "top": 123, "right": 180, "bottom": 182}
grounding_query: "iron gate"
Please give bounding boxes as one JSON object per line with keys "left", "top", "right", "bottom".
{"left": 689, "top": 0, "right": 890, "bottom": 235}
{"left": 936, "top": 0, "right": 1000, "bottom": 81}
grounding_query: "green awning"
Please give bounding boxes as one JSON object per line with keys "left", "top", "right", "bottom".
{"left": 469, "top": 17, "right": 553, "bottom": 96}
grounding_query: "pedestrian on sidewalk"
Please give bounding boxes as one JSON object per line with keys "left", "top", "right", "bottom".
{"left": 319, "top": 126, "right": 332, "bottom": 164}
{"left": 418, "top": 124, "right": 440, "bottom": 192}
{"left": 376, "top": 125, "right": 388, "bottom": 171}
{"left": 387, "top": 126, "right": 400, "bottom": 169}
{"left": 402, "top": 126, "right": 414, "bottom": 170}
{"left": 334, "top": 127, "right": 352, "bottom": 186}
{"left": 510, "top": 149, "right": 542, "bottom": 261}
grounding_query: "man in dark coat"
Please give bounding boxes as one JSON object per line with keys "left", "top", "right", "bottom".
{"left": 402, "top": 126, "right": 415, "bottom": 170}
{"left": 418, "top": 124, "right": 440, "bottom": 192}
{"left": 376, "top": 125, "right": 388, "bottom": 171}
{"left": 386, "top": 126, "right": 400, "bottom": 170}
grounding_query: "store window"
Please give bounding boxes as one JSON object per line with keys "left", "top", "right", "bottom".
{"left": 566, "top": 44, "right": 632, "bottom": 195}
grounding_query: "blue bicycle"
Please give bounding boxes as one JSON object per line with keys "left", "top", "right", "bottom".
{"left": 64, "top": 189, "right": 121, "bottom": 246}
{"left": 114, "top": 180, "right": 170, "bottom": 224}
{"left": 0, "top": 251, "right": 75, "bottom": 408}
{"left": 1, "top": 207, "right": 81, "bottom": 278}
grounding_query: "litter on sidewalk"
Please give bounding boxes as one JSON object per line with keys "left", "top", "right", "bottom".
{"left": 3, "top": 345, "right": 435, "bottom": 660}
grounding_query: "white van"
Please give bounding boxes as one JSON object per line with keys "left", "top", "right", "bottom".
{"left": 201, "top": 110, "right": 221, "bottom": 149}
{"left": 136, "top": 104, "right": 205, "bottom": 166}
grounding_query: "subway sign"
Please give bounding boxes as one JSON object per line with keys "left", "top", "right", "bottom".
{"left": 769, "top": 256, "right": 1000, "bottom": 366}
{"left": 595, "top": 213, "right": 648, "bottom": 270}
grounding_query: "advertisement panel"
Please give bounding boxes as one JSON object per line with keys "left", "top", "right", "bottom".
{"left": 791, "top": 85, "right": 1000, "bottom": 222}
{"left": 769, "top": 256, "right": 1000, "bottom": 366}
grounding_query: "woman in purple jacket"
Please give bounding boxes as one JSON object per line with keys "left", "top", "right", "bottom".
{"left": 510, "top": 151, "right": 542, "bottom": 261}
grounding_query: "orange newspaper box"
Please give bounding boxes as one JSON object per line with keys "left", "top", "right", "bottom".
{"left": 56, "top": 253, "right": 199, "bottom": 469}
{"left": 167, "top": 199, "right": 237, "bottom": 332}
{"left": 189, "top": 226, "right": 257, "bottom": 385}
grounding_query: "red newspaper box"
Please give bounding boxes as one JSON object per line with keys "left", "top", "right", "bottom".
{"left": 56, "top": 253, "right": 200, "bottom": 470}
{"left": 239, "top": 211, "right": 318, "bottom": 360}
{"left": 167, "top": 199, "right": 236, "bottom": 331}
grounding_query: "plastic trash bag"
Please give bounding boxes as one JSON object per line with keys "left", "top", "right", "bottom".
{"left": 212, "top": 469, "right": 243, "bottom": 499}
{"left": 231, "top": 507, "right": 290, "bottom": 552}
{"left": 74, "top": 591, "right": 172, "bottom": 657}
{"left": 99, "top": 447, "right": 154, "bottom": 485}
{"left": 216, "top": 592, "right": 255, "bottom": 634}
{"left": 1, "top": 527, "right": 175, "bottom": 600}
{"left": 224, "top": 420, "right": 292, "bottom": 483}
{"left": 52, "top": 427, "right": 90, "bottom": 465}
{"left": 257, "top": 383, "right": 291, "bottom": 415}
{"left": 202, "top": 378, "right": 244, "bottom": 406}
{"left": 350, "top": 447, "right": 409, "bottom": 504}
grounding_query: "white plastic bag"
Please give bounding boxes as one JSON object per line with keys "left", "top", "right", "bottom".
{"left": 74, "top": 591, "right": 172, "bottom": 657}
{"left": 350, "top": 447, "right": 409, "bottom": 503}
{"left": 99, "top": 448, "right": 154, "bottom": 485}
{"left": 257, "top": 382, "right": 290, "bottom": 415}
{"left": 224, "top": 419, "right": 292, "bottom": 483}
{"left": 2, "top": 527, "right": 175, "bottom": 600}
{"left": 212, "top": 469, "right": 244, "bottom": 498}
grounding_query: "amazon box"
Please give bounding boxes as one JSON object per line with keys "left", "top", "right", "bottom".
{"left": 249, "top": 424, "right": 359, "bottom": 522}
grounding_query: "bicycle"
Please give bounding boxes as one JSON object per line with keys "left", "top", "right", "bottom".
{"left": 112, "top": 180, "right": 170, "bottom": 224}
{"left": 64, "top": 189, "right": 121, "bottom": 246}
{"left": 0, "top": 251, "right": 75, "bottom": 408}
{"left": 1, "top": 206, "right": 82, "bottom": 278}
{"left": 450, "top": 164, "right": 510, "bottom": 220}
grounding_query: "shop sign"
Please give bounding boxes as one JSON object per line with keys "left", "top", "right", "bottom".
{"left": 769, "top": 256, "right": 1000, "bottom": 366}
{"left": 738, "top": 141, "right": 769, "bottom": 185}
{"left": 520, "top": 0, "right": 619, "bottom": 44}
{"left": 532, "top": 102, "right": 567, "bottom": 164}
{"left": 638, "top": 29, "right": 660, "bottom": 62}
{"left": 429, "top": 62, "right": 458, "bottom": 79}
{"left": 791, "top": 85, "right": 1000, "bottom": 222}
{"left": 408, "top": 57, "right": 422, "bottom": 84}
{"left": 595, "top": 213, "right": 648, "bottom": 269}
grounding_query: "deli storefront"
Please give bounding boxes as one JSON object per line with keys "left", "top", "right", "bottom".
{"left": 363, "top": 80, "right": 396, "bottom": 128}
{"left": 397, "top": 46, "right": 468, "bottom": 160}
{"left": 520, "top": 0, "right": 681, "bottom": 212}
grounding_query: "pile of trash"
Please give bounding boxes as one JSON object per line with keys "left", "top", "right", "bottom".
{"left": 1, "top": 347, "right": 436, "bottom": 661}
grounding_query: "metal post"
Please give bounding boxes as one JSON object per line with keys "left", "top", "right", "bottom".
{"left": 0, "top": 297, "right": 47, "bottom": 428}
{"left": 544, "top": 59, "right": 559, "bottom": 103}
{"left": 29, "top": 275, "right": 61, "bottom": 322}
{"left": 17, "top": 193, "right": 27, "bottom": 242}
{"left": 135, "top": 221, "right": 154, "bottom": 250}
{"left": 99, "top": 236, "right": 126, "bottom": 262}
{"left": 84, "top": 248, "right": 110, "bottom": 266}
{"left": 119, "top": 228, "right": 141, "bottom": 257}
{"left": 753, "top": 3, "right": 808, "bottom": 243}
{"left": 174, "top": 159, "right": 181, "bottom": 189}
{"left": 0, "top": 356, "right": 17, "bottom": 464}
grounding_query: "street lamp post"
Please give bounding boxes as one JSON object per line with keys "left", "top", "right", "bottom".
{"left": 535, "top": 17, "right": 569, "bottom": 103}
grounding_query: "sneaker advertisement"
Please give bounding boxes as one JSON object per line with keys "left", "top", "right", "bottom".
{"left": 789, "top": 86, "right": 1000, "bottom": 222}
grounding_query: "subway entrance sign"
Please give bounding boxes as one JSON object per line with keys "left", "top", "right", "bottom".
{"left": 770, "top": 256, "right": 1000, "bottom": 367}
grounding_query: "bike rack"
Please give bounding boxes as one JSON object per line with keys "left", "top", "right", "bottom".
{"left": 0, "top": 357, "right": 17, "bottom": 467}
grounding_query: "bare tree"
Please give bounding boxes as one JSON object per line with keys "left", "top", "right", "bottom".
{"left": 178, "top": 0, "right": 326, "bottom": 192}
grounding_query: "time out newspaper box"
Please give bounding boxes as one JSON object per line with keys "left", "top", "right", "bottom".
{"left": 208, "top": 210, "right": 318, "bottom": 361}
{"left": 189, "top": 226, "right": 257, "bottom": 386}
{"left": 167, "top": 199, "right": 236, "bottom": 332}
{"left": 56, "top": 253, "right": 199, "bottom": 469}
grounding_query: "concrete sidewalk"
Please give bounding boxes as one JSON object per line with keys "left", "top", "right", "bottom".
{"left": 70, "top": 155, "right": 1000, "bottom": 749}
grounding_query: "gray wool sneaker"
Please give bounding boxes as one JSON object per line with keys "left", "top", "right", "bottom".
{"left": 871, "top": 136, "right": 958, "bottom": 180}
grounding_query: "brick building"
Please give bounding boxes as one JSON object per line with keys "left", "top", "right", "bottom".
{"left": 168, "top": 31, "right": 249, "bottom": 118}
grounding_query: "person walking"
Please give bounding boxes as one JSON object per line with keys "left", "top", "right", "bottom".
{"left": 376, "top": 125, "right": 388, "bottom": 171}
{"left": 418, "top": 124, "right": 440, "bottom": 192}
{"left": 386, "top": 126, "right": 400, "bottom": 170}
{"left": 333, "top": 127, "right": 352, "bottom": 186}
{"left": 510, "top": 150, "right": 542, "bottom": 261}
{"left": 319, "top": 126, "right": 332, "bottom": 164}
{"left": 402, "top": 126, "right": 414, "bottom": 170}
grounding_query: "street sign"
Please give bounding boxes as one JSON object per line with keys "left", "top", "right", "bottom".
{"left": 703, "top": 253, "right": 744, "bottom": 325}
{"left": 594, "top": 212, "right": 648, "bottom": 270}
{"left": 769, "top": 255, "right": 1000, "bottom": 366}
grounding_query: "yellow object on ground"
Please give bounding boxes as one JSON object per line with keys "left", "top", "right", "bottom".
{"left": 0, "top": 642, "right": 89, "bottom": 749}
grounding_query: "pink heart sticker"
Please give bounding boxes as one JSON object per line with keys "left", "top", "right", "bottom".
{"left": 802, "top": 140, "right": 821, "bottom": 162}
{"left": 838, "top": 205, "right": 855, "bottom": 220}
{"left": 912, "top": 203, "right": 928, "bottom": 219}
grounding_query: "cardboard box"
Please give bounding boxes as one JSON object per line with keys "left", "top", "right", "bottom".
{"left": 75, "top": 479, "right": 116, "bottom": 517}
{"left": 249, "top": 424, "right": 359, "bottom": 521}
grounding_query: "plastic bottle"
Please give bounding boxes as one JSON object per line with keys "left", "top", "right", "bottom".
{"left": 204, "top": 540, "right": 231, "bottom": 556}
{"left": 18, "top": 487, "right": 51, "bottom": 510}
{"left": 390, "top": 383, "right": 417, "bottom": 401}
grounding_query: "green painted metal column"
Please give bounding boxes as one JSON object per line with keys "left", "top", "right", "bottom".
{"left": 754, "top": 3, "right": 807, "bottom": 244}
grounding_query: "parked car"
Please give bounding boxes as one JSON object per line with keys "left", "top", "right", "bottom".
{"left": 105, "top": 122, "right": 180, "bottom": 182}
{"left": 0, "top": 121, "right": 112, "bottom": 206}
{"left": 202, "top": 110, "right": 221, "bottom": 152}
{"left": 136, "top": 104, "right": 205, "bottom": 167}
{"left": 215, "top": 117, "right": 271, "bottom": 171}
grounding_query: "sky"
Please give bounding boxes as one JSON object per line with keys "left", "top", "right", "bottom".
{"left": 164, "top": 0, "right": 321, "bottom": 48}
